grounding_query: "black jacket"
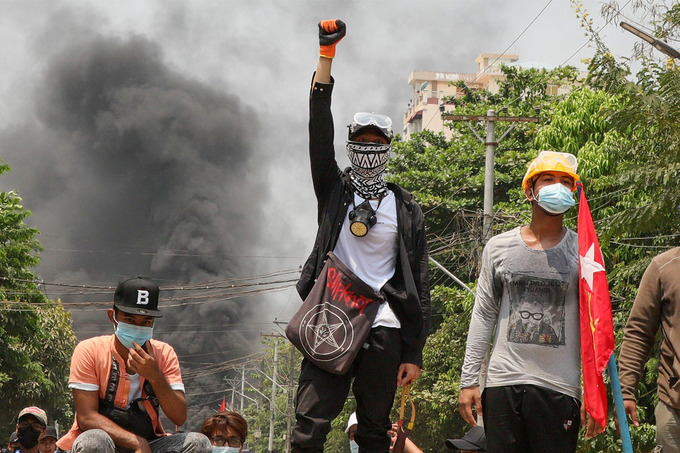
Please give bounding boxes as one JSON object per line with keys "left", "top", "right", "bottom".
{"left": 296, "top": 77, "right": 431, "bottom": 365}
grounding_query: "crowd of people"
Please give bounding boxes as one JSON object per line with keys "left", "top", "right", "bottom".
{"left": 1, "top": 405, "right": 249, "bottom": 453}
{"left": 4, "top": 17, "right": 680, "bottom": 453}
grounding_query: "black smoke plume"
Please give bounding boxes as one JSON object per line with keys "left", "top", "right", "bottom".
{"left": 0, "top": 34, "right": 274, "bottom": 429}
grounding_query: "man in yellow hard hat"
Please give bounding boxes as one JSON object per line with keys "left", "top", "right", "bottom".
{"left": 458, "top": 151, "right": 599, "bottom": 453}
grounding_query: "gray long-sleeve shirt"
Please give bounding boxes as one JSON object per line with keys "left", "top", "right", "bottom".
{"left": 460, "top": 227, "right": 582, "bottom": 400}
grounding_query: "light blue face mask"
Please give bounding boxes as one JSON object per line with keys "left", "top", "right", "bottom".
{"left": 535, "top": 182, "right": 575, "bottom": 215}
{"left": 114, "top": 314, "right": 154, "bottom": 349}
{"left": 212, "top": 447, "right": 240, "bottom": 453}
{"left": 349, "top": 439, "right": 359, "bottom": 453}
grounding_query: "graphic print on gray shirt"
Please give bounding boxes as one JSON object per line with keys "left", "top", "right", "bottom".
{"left": 507, "top": 274, "right": 567, "bottom": 346}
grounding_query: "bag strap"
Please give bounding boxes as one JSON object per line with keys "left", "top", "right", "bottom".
{"left": 104, "top": 354, "right": 120, "bottom": 403}
{"left": 142, "top": 377, "right": 159, "bottom": 413}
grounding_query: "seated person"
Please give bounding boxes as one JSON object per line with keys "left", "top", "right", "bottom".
{"left": 200, "top": 411, "right": 248, "bottom": 452}
{"left": 346, "top": 412, "right": 423, "bottom": 453}
{"left": 345, "top": 412, "right": 358, "bottom": 452}
{"left": 56, "top": 276, "right": 211, "bottom": 453}
{"left": 388, "top": 422, "right": 423, "bottom": 453}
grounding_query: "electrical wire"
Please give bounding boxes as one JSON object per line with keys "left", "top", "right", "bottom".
{"left": 559, "top": 0, "right": 634, "bottom": 67}
{"left": 472, "top": 0, "right": 555, "bottom": 83}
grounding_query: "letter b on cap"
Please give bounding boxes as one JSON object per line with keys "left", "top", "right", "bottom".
{"left": 137, "top": 290, "right": 150, "bottom": 305}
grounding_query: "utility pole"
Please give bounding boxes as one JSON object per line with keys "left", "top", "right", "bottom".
{"left": 285, "top": 345, "right": 295, "bottom": 453}
{"left": 230, "top": 378, "right": 236, "bottom": 409}
{"left": 240, "top": 365, "right": 246, "bottom": 413}
{"left": 442, "top": 110, "right": 540, "bottom": 243}
{"left": 262, "top": 334, "right": 281, "bottom": 453}
{"left": 482, "top": 110, "right": 496, "bottom": 243}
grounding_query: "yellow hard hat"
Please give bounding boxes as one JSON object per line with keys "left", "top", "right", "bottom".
{"left": 522, "top": 151, "right": 579, "bottom": 191}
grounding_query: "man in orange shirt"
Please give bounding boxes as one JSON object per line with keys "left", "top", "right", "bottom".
{"left": 57, "top": 276, "right": 210, "bottom": 453}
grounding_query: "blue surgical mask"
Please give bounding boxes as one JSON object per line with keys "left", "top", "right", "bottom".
{"left": 212, "top": 447, "right": 240, "bottom": 453}
{"left": 114, "top": 315, "right": 153, "bottom": 349}
{"left": 349, "top": 439, "right": 359, "bottom": 453}
{"left": 534, "top": 183, "right": 575, "bottom": 215}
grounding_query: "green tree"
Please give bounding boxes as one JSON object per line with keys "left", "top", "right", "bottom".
{"left": 242, "top": 338, "right": 303, "bottom": 453}
{"left": 0, "top": 163, "right": 78, "bottom": 439}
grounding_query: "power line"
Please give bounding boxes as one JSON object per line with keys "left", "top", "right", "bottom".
{"left": 559, "top": 0, "right": 634, "bottom": 67}
{"left": 472, "top": 0, "right": 554, "bottom": 83}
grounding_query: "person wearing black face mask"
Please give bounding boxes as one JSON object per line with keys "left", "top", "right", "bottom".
{"left": 292, "top": 19, "right": 431, "bottom": 453}
{"left": 15, "top": 406, "right": 47, "bottom": 453}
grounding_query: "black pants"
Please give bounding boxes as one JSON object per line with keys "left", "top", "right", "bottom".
{"left": 482, "top": 384, "right": 581, "bottom": 453}
{"left": 291, "top": 326, "right": 401, "bottom": 453}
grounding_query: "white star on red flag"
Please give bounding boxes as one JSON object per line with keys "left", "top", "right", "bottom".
{"left": 580, "top": 243, "right": 606, "bottom": 291}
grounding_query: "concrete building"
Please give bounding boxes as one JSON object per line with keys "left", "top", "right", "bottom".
{"left": 403, "top": 53, "right": 518, "bottom": 140}
{"left": 402, "top": 53, "right": 579, "bottom": 140}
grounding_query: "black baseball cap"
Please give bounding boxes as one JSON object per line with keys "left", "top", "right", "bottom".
{"left": 113, "top": 276, "right": 163, "bottom": 318}
{"left": 39, "top": 426, "right": 58, "bottom": 441}
{"left": 445, "top": 426, "right": 487, "bottom": 451}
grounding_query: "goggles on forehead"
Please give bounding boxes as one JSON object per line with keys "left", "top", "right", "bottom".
{"left": 353, "top": 112, "right": 392, "bottom": 129}
{"left": 539, "top": 151, "right": 578, "bottom": 170}
{"left": 348, "top": 112, "right": 393, "bottom": 142}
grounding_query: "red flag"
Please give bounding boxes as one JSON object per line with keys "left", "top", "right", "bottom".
{"left": 219, "top": 396, "right": 226, "bottom": 412}
{"left": 577, "top": 183, "right": 615, "bottom": 429}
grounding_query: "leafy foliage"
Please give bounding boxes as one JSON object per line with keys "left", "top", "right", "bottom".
{"left": 0, "top": 170, "right": 78, "bottom": 440}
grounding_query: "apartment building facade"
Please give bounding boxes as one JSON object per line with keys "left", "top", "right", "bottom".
{"left": 402, "top": 53, "right": 575, "bottom": 140}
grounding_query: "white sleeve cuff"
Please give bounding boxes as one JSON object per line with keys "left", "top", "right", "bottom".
{"left": 68, "top": 383, "right": 99, "bottom": 391}
{"left": 170, "top": 383, "right": 185, "bottom": 393}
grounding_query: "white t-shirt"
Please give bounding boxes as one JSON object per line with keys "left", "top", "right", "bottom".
{"left": 333, "top": 190, "right": 401, "bottom": 328}
{"left": 128, "top": 373, "right": 142, "bottom": 406}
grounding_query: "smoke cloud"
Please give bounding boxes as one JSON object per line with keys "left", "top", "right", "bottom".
{"left": 0, "top": 26, "right": 277, "bottom": 427}
{"left": 5, "top": 35, "right": 262, "bottom": 282}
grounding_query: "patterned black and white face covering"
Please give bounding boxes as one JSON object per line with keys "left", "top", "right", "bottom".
{"left": 346, "top": 141, "right": 391, "bottom": 199}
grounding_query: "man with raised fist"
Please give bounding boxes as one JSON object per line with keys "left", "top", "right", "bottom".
{"left": 292, "top": 19, "right": 431, "bottom": 453}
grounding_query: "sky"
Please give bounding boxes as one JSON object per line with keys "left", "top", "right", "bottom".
{"left": 0, "top": 0, "right": 643, "bottom": 424}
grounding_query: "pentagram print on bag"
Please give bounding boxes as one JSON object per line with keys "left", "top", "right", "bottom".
{"left": 286, "top": 251, "right": 383, "bottom": 375}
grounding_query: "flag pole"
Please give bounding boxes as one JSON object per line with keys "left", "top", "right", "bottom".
{"left": 607, "top": 353, "right": 634, "bottom": 453}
